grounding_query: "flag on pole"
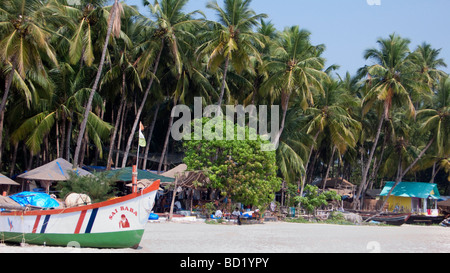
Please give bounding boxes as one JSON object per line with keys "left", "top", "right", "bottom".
{"left": 139, "top": 122, "right": 146, "bottom": 147}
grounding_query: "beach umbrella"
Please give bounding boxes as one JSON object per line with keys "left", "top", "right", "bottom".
{"left": 160, "top": 164, "right": 187, "bottom": 179}
{"left": 0, "top": 175, "right": 20, "bottom": 186}
{"left": 18, "top": 158, "right": 92, "bottom": 181}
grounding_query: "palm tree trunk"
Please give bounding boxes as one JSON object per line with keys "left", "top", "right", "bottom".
{"left": 370, "top": 137, "right": 435, "bottom": 217}
{"left": 273, "top": 92, "right": 290, "bottom": 150}
{"left": 0, "top": 63, "right": 15, "bottom": 124}
{"left": 9, "top": 142, "right": 19, "bottom": 177}
{"left": 106, "top": 95, "right": 126, "bottom": 170}
{"left": 0, "top": 64, "right": 16, "bottom": 168}
{"left": 217, "top": 56, "right": 230, "bottom": 106}
{"left": 142, "top": 104, "right": 160, "bottom": 170}
{"left": 158, "top": 99, "right": 177, "bottom": 174}
{"left": 430, "top": 163, "right": 442, "bottom": 184}
{"left": 115, "top": 102, "right": 127, "bottom": 167}
{"left": 73, "top": 0, "right": 119, "bottom": 168}
{"left": 366, "top": 131, "right": 388, "bottom": 191}
{"left": 56, "top": 111, "right": 60, "bottom": 158}
{"left": 60, "top": 111, "right": 66, "bottom": 159}
{"left": 322, "top": 146, "right": 337, "bottom": 191}
{"left": 299, "top": 131, "right": 320, "bottom": 197}
{"left": 353, "top": 106, "right": 386, "bottom": 210}
{"left": 65, "top": 114, "right": 73, "bottom": 161}
{"left": 121, "top": 38, "right": 164, "bottom": 168}
{"left": 0, "top": 111, "right": 4, "bottom": 170}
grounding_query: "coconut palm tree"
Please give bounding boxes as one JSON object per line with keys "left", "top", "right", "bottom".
{"left": 410, "top": 42, "right": 447, "bottom": 90}
{"left": 415, "top": 76, "right": 450, "bottom": 176}
{"left": 303, "top": 76, "right": 361, "bottom": 193}
{"left": 66, "top": 0, "right": 107, "bottom": 67}
{"left": 353, "top": 33, "right": 424, "bottom": 209}
{"left": 73, "top": 0, "right": 123, "bottom": 167}
{"left": 100, "top": 4, "right": 143, "bottom": 170}
{"left": 261, "top": 25, "right": 326, "bottom": 150}
{"left": 0, "top": 0, "right": 60, "bottom": 163}
{"left": 120, "top": 0, "right": 204, "bottom": 168}
{"left": 197, "top": 0, "right": 267, "bottom": 106}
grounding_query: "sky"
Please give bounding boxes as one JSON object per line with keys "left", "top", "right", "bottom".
{"left": 123, "top": 0, "right": 450, "bottom": 77}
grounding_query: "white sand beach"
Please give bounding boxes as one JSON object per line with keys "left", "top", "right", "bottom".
{"left": 1, "top": 221, "right": 449, "bottom": 253}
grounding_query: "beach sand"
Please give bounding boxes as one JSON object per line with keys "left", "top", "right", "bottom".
{"left": 1, "top": 221, "right": 449, "bottom": 253}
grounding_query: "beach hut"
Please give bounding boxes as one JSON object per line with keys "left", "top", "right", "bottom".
{"left": 380, "top": 182, "right": 441, "bottom": 216}
{"left": 104, "top": 167, "right": 174, "bottom": 196}
{"left": 17, "top": 158, "right": 92, "bottom": 193}
{"left": 0, "top": 174, "right": 20, "bottom": 196}
{"left": 104, "top": 167, "right": 175, "bottom": 183}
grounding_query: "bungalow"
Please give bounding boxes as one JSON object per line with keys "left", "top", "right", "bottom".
{"left": 380, "top": 182, "right": 441, "bottom": 216}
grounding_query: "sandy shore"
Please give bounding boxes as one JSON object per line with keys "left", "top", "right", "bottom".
{"left": 1, "top": 221, "right": 449, "bottom": 253}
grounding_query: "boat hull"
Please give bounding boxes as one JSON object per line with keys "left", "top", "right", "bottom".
{"left": 0, "top": 181, "right": 160, "bottom": 249}
{"left": 0, "top": 230, "right": 145, "bottom": 249}
{"left": 406, "top": 215, "right": 445, "bottom": 225}
{"left": 360, "top": 212, "right": 411, "bottom": 226}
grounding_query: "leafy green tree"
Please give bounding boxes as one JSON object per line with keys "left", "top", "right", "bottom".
{"left": 57, "top": 171, "right": 117, "bottom": 203}
{"left": 183, "top": 117, "right": 281, "bottom": 208}
{"left": 295, "top": 184, "right": 341, "bottom": 216}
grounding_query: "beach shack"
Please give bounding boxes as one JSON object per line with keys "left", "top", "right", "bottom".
{"left": 380, "top": 182, "right": 441, "bottom": 216}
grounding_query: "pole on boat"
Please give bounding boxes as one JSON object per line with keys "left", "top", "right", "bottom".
{"left": 132, "top": 165, "right": 138, "bottom": 194}
{"left": 131, "top": 121, "right": 144, "bottom": 194}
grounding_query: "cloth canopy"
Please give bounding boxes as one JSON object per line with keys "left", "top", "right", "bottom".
{"left": 17, "top": 158, "right": 92, "bottom": 181}
{"left": 105, "top": 167, "right": 175, "bottom": 183}
{"left": 0, "top": 174, "right": 20, "bottom": 186}
{"left": 160, "top": 164, "right": 187, "bottom": 179}
{"left": 380, "top": 182, "right": 441, "bottom": 200}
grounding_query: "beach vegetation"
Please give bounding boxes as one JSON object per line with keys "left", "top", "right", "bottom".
{"left": 57, "top": 171, "right": 118, "bottom": 203}
{"left": 0, "top": 0, "right": 448, "bottom": 206}
{"left": 295, "top": 184, "right": 341, "bottom": 216}
{"left": 183, "top": 117, "right": 282, "bottom": 208}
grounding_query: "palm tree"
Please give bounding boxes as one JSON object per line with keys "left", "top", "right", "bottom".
{"left": 100, "top": 4, "right": 143, "bottom": 170}
{"left": 275, "top": 105, "right": 311, "bottom": 193}
{"left": 197, "top": 0, "right": 267, "bottom": 106}
{"left": 303, "top": 76, "right": 361, "bottom": 193}
{"left": 121, "top": 0, "right": 203, "bottom": 168}
{"left": 353, "top": 33, "right": 423, "bottom": 209}
{"left": 66, "top": 0, "right": 106, "bottom": 67}
{"left": 73, "top": 0, "right": 123, "bottom": 167}
{"left": 415, "top": 76, "right": 450, "bottom": 178}
{"left": 262, "top": 25, "right": 326, "bottom": 150}
{"left": 0, "top": 0, "right": 60, "bottom": 163}
{"left": 410, "top": 42, "right": 447, "bottom": 90}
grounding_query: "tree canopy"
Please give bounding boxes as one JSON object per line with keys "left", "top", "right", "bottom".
{"left": 0, "top": 0, "right": 448, "bottom": 203}
{"left": 183, "top": 117, "right": 281, "bottom": 208}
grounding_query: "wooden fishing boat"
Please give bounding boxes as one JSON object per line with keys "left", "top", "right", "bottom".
{"left": 406, "top": 215, "right": 446, "bottom": 225}
{"left": 360, "top": 212, "right": 411, "bottom": 226}
{"left": 0, "top": 180, "right": 160, "bottom": 249}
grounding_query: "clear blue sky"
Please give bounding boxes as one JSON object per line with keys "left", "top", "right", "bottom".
{"left": 124, "top": 0, "right": 450, "bottom": 77}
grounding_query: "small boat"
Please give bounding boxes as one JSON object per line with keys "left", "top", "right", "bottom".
{"left": 0, "top": 180, "right": 160, "bottom": 249}
{"left": 406, "top": 215, "right": 446, "bottom": 225}
{"left": 360, "top": 212, "right": 411, "bottom": 226}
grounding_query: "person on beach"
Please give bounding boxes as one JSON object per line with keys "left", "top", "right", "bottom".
{"left": 214, "top": 209, "right": 223, "bottom": 219}
{"left": 232, "top": 208, "right": 242, "bottom": 225}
